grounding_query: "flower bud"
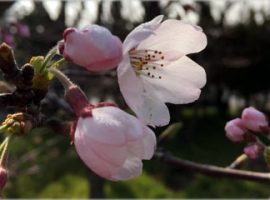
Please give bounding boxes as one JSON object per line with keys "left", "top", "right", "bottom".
{"left": 0, "top": 167, "right": 7, "bottom": 191}
{"left": 241, "top": 107, "right": 268, "bottom": 133}
{"left": 58, "top": 25, "right": 123, "bottom": 72}
{"left": 74, "top": 105, "right": 156, "bottom": 181}
{"left": 225, "top": 118, "right": 247, "bottom": 142}
{"left": 244, "top": 143, "right": 264, "bottom": 160}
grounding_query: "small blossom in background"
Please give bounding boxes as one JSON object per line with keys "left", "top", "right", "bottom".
{"left": 17, "top": 23, "right": 30, "bottom": 38}
{"left": 225, "top": 107, "right": 269, "bottom": 160}
{"left": 244, "top": 143, "right": 264, "bottom": 160}
{"left": 2, "top": 32, "right": 15, "bottom": 48}
{"left": 117, "top": 15, "right": 207, "bottom": 127}
{"left": 0, "top": 167, "right": 7, "bottom": 191}
{"left": 58, "top": 25, "right": 123, "bottom": 72}
{"left": 242, "top": 106, "right": 269, "bottom": 133}
{"left": 225, "top": 118, "right": 247, "bottom": 142}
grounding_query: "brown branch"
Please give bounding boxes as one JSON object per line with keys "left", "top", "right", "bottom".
{"left": 154, "top": 151, "right": 270, "bottom": 183}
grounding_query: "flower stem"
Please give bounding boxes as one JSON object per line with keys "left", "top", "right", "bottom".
{"left": 228, "top": 154, "right": 248, "bottom": 169}
{"left": 0, "top": 137, "right": 8, "bottom": 153}
{"left": 0, "top": 136, "right": 11, "bottom": 167}
{"left": 49, "top": 58, "right": 66, "bottom": 69}
{"left": 49, "top": 68, "right": 74, "bottom": 90}
{"left": 40, "top": 47, "right": 57, "bottom": 73}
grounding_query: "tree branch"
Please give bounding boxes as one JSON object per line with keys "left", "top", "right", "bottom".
{"left": 154, "top": 151, "right": 270, "bottom": 183}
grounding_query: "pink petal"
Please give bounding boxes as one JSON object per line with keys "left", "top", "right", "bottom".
{"left": 137, "top": 19, "right": 207, "bottom": 55}
{"left": 225, "top": 118, "right": 247, "bottom": 142}
{"left": 243, "top": 143, "right": 264, "bottom": 160}
{"left": 241, "top": 107, "right": 268, "bottom": 132}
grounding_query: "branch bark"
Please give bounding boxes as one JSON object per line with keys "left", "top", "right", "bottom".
{"left": 155, "top": 151, "right": 270, "bottom": 183}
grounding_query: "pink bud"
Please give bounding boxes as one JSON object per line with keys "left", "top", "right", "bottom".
{"left": 74, "top": 106, "right": 156, "bottom": 181}
{"left": 242, "top": 107, "right": 268, "bottom": 133}
{"left": 244, "top": 143, "right": 264, "bottom": 160}
{"left": 59, "top": 25, "right": 123, "bottom": 72}
{"left": 225, "top": 118, "right": 247, "bottom": 142}
{"left": 0, "top": 167, "right": 7, "bottom": 191}
{"left": 17, "top": 24, "right": 30, "bottom": 38}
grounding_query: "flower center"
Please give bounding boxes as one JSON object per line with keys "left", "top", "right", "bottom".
{"left": 129, "top": 49, "right": 166, "bottom": 79}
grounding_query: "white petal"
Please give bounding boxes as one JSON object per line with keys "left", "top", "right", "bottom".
{"left": 74, "top": 130, "right": 120, "bottom": 180}
{"left": 142, "top": 56, "right": 206, "bottom": 104}
{"left": 76, "top": 111, "right": 126, "bottom": 145}
{"left": 118, "top": 58, "right": 170, "bottom": 126}
{"left": 137, "top": 19, "right": 207, "bottom": 55}
{"left": 126, "top": 125, "right": 156, "bottom": 159}
{"left": 138, "top": 81, "right": 170, "bottom": 126}
{"left": 128, "top": 140, "right": 144, "bottom": 158}
{"left": 110, "top": 157, "right": 143, "bottom": 181}
{"left": 142, "top": 126, "right": 156, "bottom": 159}
{"left": 123, "top": 15, "right": 163, "bottom": 54}
{"left": 88, "top": 139, "right": 127, "bottom": 167}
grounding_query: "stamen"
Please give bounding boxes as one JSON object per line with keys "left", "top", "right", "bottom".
{"left": 129, "top": 49, "right": 166, "bottom": 80}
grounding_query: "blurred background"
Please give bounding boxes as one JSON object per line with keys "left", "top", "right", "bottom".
{"left": 1, "top": 0, "right": 270, "bottom": 198}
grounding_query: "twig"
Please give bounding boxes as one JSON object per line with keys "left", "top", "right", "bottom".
{"left": 154, "top": 151, "right": 270, "bottom": 183}
{"left": 228, "top": 154, "right": 248, "bottom": 169}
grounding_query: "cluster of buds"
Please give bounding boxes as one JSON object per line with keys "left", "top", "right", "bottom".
{"left": 1, "top": 113, "right": 33, "bottom": 136}
{"left": 225, "top": 107, "right": 269, "bottom": 159}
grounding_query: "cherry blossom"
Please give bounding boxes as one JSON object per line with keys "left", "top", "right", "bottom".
{"left": 117, "top": 15, "right": 207, "bottom": 126}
